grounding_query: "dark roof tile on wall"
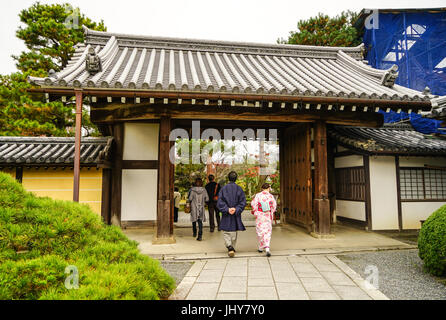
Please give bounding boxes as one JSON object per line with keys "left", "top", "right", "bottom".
{"left": 328, "top": 124, "right": 446, "bottom": 155}
{"left": 0, "top": 137, "right": 113, "bottom": 165}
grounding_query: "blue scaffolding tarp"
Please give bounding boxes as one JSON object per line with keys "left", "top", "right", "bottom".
{"left": 361, "top": 9, "right": 446, "bottom": 133}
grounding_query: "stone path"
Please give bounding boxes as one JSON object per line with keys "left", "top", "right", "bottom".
{"left": 169, "top": 254, "right": 389, "bottom": 300}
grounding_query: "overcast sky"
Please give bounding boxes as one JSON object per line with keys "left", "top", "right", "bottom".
{"left": 1, "top": 0, "right": 445, "bottom": 74}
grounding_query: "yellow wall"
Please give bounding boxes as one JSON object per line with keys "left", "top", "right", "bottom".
{"left": 20, "top": 167, "right": 103, "bottom": 215}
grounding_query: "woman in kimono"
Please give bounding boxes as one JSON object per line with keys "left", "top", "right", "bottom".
{"left": 250, "top": 183, "right": 276, "bottom": 257}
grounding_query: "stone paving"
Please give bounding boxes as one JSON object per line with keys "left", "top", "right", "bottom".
{"left": 169, "top": 254, "right": 389, "bottom": 300}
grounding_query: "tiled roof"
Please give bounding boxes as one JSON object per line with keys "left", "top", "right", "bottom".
{"left": 328, "top": 123, "right": 446, "bottom": 155}
{"left": 0, "top": 136, "right": 113, "bottom": 165}
{"left": 27, "top": 27, "right": 441, "bottom": 106}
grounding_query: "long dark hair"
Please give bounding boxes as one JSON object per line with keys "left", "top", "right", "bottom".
{"left": 261, "top": 183, "right": 270, "bottom": 190}
{"left": 195, "top": 178, "right": 203, "bottom": 187}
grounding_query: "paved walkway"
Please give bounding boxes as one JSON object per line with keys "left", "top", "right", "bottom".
{"left": 124, "top": 223, "right": 414, "bottom": 260}
{"left": 169, "top": 254, "right": 389, "bottom": 300}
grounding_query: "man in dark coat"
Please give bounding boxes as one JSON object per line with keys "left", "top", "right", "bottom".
{"left": 205, "top": 174, "right": 221, "bottom": 232}
{"left": 216, "top": 171, "right": 246, "bottom": 257}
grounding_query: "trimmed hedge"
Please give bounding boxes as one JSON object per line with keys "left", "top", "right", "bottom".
{"left": 0, "top": 172, "right": 175, "bottom": 299}
{"left": 418, "top": 204, "right": 446, "bottom": 276}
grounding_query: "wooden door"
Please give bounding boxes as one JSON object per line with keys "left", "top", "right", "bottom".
{"left": 280, "top": 123, "right": 312, "bottom": 231}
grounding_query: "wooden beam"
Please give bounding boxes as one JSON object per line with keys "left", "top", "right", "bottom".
{"left": 364, "top": 155, "right": 373, "bottom": 231}
{"left": 312, "top": 120, "right": 331, "bottom": 236}
{"left": 110, "top": 123, "right": 124, "bottom": 227}
{"left": 101, "top": 168, "right": 112, "bottom": 225}
{"left": 15, "top": 166, "right": 23, "bottom": 183}
{"left": 73, "top": 90, "right": 82, "bottom": 202}
{"left": 154, "top": 116, "right": 175, "bottom": 243}
{"left": 395, "top": 156, "right": 402, "bottom": 231}
{"left": 122, "top": 160, "right": 158, "bottom": 169}
{"left": 90, "top": 104, "right": 383, "bottom": 127}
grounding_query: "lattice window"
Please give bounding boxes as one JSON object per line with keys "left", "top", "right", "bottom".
{"left": 335, "top": 167, "right": 366, "bottom": 201}
{"left": 399, "top": 168, "right": 446, "bottom": 201}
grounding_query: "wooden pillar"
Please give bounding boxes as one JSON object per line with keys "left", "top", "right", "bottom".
{"left": 395, "top": 156, "right": 402, "bottom": 231}
{"left": 73, "top": 90, "right": 83, "bottom": 202}
{"left": 110, "top": 123, "right": 123, "bottom": 227}
{"left": 15, "top": 166, "right": 23, "bottom": 184}
{"left": 154, "top": 116, "right": 175, "bottom": 244}
{"left": 312, "top": 121, "right": 332, "bottom": 237}
{"left": 101, "top": 168, "right": 112, "bottom": 225}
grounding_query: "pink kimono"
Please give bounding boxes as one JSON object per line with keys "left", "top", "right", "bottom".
{"left": 250, "top": 191, "right": 277, "bottom": 250}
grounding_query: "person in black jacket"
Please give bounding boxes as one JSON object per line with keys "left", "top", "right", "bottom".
{"left": 205, "top": 174, "right": 221, "bottom": 232}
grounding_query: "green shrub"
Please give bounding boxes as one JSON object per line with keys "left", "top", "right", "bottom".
{"left": 418, "top": 204, "right": 446, "bottom": 276}
{"left": 0, "top": 172, "right": 175, "bottom": 299}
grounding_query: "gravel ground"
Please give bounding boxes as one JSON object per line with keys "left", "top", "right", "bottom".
{"left": 338, "top": 249, "right": 446, "bottom": 300}
{"left": 160, "top": 261, "right": 194, "bottom": 285}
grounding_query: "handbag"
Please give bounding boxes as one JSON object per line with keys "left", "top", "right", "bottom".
{"left": 184, "top": 201, "right": 191, "bottom": 214}
{"left": 213, "top": 183, "right": 219, "bottom": 202}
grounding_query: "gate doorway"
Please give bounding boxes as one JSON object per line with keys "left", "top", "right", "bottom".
{"left": 170, "top": 120, "right": 317, "bottom": 235}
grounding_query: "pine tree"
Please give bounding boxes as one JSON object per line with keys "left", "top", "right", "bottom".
{"left": 0, "top": 2, "right": 106, "bottom": 136}
{"left": 278, "top": 11, "right": 361, "bottom": 47}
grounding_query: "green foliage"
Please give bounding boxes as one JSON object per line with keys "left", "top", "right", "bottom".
{"left": 418, "top": 205, "right": 446, "bottom": 276}
{"left": 14, "top": 1, "right": 106, "bottom": 75}
{"left": 0, "top": 72, "right": 73, "bottom": 136}
{"left": 279, "top": 11, "right": 361, "bottom": 47}
{"left": 0, "top": 172, "right": 175, "bottom": 299}
{"left": 0, "top": 1, "right": 105, "bottom": 136}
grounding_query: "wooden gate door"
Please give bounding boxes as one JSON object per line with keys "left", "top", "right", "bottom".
{"left": 280, "top": 123, "right": 312, "bottom": 231}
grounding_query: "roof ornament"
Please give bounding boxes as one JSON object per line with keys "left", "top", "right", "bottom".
{"left": 381, "top": 65, "right": 398, "bottom": 88}
{"left": 85, "top": 47, "right": 102, "bottom": 75}
{"left": 423, "top": 86, "right": 431, "bottom": 96}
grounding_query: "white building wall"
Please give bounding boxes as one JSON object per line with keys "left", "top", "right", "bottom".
{"left": 123, "top": 123, "right": 159, "bottom": 160}
{"left": 335, "top": 200, "right": 366, "bottom": 221}
{"left": 401, "top": 202, "right": 446, "bottom": 229}
{"left": 334, "top": 155, "right": 363, "bottom": 168}
{"left": 121, "top": 122, "right": 160, "bottom": 221}
{"left": 399, "top": 156, "right": 446, "bottom": 229}
{"left": 369, "top": 156, "right": 399, "bottom": 230}
{"left": 121, "top": 169, "right": 158, "bottom": 221}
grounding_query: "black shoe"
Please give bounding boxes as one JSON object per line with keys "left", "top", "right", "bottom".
{"left": 210, "top": 228, "right": 214, "bottom": 233}
{"left": 266, "top": 249, "right": 271, "bottom": 257}
{"left": 197, "top": 236, "right": 202, "bottom": 241}
{"left": 193, "top": 233, "right": 197, "bottom": 238}
{"left": 257, "top": 249, "right": 263, "bottom": 253}
{"left": 227, "top": 246, "right": 235, "bottom": 257}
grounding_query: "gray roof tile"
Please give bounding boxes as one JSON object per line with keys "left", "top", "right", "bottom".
{"left": 0, "top": 137, "right": 113, "bottom": 165}
{"left": 27, "top": 27, "right": 444, "bottom": 106}
{"left": 329, "top": 124, "right": 446, "bottom": 155}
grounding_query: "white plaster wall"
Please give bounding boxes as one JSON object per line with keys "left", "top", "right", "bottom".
{"left": 335, "top": 155, "right": 363, "bottom": 168}
{"left": 336, "top": 200, "right": 366, "bottom": 221}
{"left": 121, "top": 169, "right": 158, "bottom": 221}
{"left": 369, "top": 156, "right": 399, "bottom": 230}
{"left": 402, "top": 202, "right": 446, "bottom": 229}
{"left": 399, "top": 156, "right": 446, "bottom": 167}
{"left": 123, "top": 123, "right": 159, "bottom": 160}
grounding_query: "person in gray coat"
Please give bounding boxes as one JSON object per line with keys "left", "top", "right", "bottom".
{"left": 188, "top": 177, "right": 209, "bottom": 241}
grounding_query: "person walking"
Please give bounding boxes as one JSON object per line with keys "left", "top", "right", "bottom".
{"left": 188, "top": 178, "right": 209, "bottom": 241}
{"left": 205, "top": 174, "right": 221, "bottom": 232}
{"left": 216, "top": 171, "right": 246, "bottom": 257}
{"left": 250, "top": 183, "right": 277, "bottom": 257}
{"left": 173, "top": 187, "right": 181, "bottom": 223}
